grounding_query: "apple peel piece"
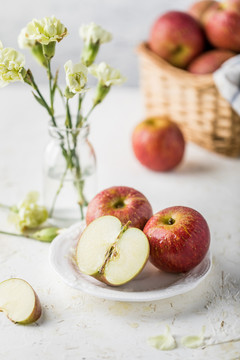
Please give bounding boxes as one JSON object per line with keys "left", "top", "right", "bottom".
{"left": 0, "top": 278, "right": 42, "bottom": 324}
{"left": 76, "top": 215, "right": 150, "bottom": 286}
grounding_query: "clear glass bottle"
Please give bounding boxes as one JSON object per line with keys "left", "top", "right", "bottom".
{"left": 43, "top": 121, "right": 96, "bottom": 226}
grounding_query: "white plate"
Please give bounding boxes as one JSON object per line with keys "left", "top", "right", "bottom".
{"left": 49, "top": 221, "right": 212, "bottom": 302}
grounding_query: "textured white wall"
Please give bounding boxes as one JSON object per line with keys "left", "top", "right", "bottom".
{"left": 0, "top": 0, "right": 194, "bottom": 86}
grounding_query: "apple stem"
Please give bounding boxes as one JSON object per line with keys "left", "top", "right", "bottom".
{"left": 168, "top": 218, "right": 175, "bottom": 225}
{"left": 98, "top": 220, "right": 131, "bottom": 275}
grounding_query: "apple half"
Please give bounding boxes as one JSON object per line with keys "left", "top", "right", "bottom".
{"left": 0, "top": 278, "right": 42, "bottom": 324}
{"left": 76, "top": 216, "right": 150, "bottom": 286}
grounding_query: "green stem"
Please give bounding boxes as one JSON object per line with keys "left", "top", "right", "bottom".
{"left": 0, "top": 230, "right": 31, "bottom": 239}
{"left": 76, "top": 94, "right": 84, "bottom": 128}
{"left": 66, "top": 99, "right": 73, "bottom": 128}
{"left": 49, "top": 166, "right": 68, "bottom": 217}
{"left": 83, "top": 103, "right": 97, "bottom": 124}
{"left": 47, "top": 60, "right": 54, "bottom": 114}
{"left": 0, "top": 203, "right": 11, "bottom": 210}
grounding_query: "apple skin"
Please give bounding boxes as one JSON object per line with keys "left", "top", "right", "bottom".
{"left": 143, "top": 206, "right": 210, "bottom": 273}
{"left": 188, "top": 0, "right": 217, "bottom": 23}
{"left": 204, "top": 0, "right": 240, "bottom": 51}
{"left": 149, "top": 11, "right": 205, "bottom": 68}
{"left": 188, "top": 49, "right": 235, "bottom": 74}
{"left": 132, "top": 117, "right": 185, "bottom": 172}
{"left": 19, "top": 289, "right": 42, "bottom": 325}
{"left": 86, "top": 186, "right": 153, "bottom": 230}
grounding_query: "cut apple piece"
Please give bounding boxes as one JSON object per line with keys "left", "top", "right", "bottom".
{"left": 0, "top": 278, "right": 42, "bottom": 324}
{"left": 76, "top": 215, "right": 150, "bottom": 286}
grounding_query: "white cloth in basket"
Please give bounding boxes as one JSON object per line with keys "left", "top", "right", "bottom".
{"left": 214, "top": 55, "right": 240, "bottom": 116}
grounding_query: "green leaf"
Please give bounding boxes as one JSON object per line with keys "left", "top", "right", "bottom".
{"left": 32, "top": 92, "right": 47, "bottom": 108}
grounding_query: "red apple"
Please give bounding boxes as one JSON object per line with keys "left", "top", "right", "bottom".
{"left": 204, "top": 0, "right": 240, "bottom": 51}
{"left": 143, "top": 206, "right": 210, "bottom": 273}
{"left": 132, "top": 117, "right": 185, "bottom": 172}
{"left": 149, "top": 11, "right": 205, "bottom": 68}
{"left": 188, "top": 0, "right": 217, "bottom": 23}
{"left": 188, "top": 49, "right": 235, "bottom": 74}
{"left": 86, "top": 186, "right": 153, "bottom": 230}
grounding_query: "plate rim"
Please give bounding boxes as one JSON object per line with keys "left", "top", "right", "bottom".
{"left": 49, "top": 221, "right": 212, "bottom": 302}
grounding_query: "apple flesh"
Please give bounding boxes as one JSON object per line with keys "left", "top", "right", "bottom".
{"left": 188, "top": 49, "right": 235, "bottom": 74}
{"left": 76, "top": 216, "right": 150, "bottom": 286}
{"left": 188, "top": 0, "right": 217, "bottom": 23}
{"left": 204, "top": 0, "right": 240, "bottom": 51}
{"left": 86, "top": 186, "right": 153, "bottom": 230}
{"left": 132, "top": 117, "right": 185, "bottom": 172}
{"left": 143, "top": 206, "right": 210, "bottom": 273}
{"left": 149, "top": 11, "right": 205, "bottom": 68}
{"left": 0, "top": 278, "right": 42, "bottom": 324}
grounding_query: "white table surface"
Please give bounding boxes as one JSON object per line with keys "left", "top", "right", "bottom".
{"left": 0, "top": 85, "right": 240, "bottom": 360}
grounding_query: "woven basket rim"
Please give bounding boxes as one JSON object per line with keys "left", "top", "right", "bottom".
{"left": 137, "top": 42, "right": 215, "bottom": 88}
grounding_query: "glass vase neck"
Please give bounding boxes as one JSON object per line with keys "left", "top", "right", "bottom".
{"left": 48, "top": 117, "right": 90, "bottom": 140}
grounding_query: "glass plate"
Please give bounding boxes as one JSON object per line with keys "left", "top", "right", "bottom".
{"left": 49, "top": 221, "right": 212, "bottom": 302}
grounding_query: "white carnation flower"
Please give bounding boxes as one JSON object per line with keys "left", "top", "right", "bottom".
{"left": 64, "top": 60, "right": 88, "bottom": 94}
{"left": 79, "top": 22, "right": 112, "bottom": 44}
{"left": 0, "top": 43, "right": 25, "bottom": 87}
{"left": 89, "top": 62, "right": 126, "bottom": 86}
{"left": 24, "top": 16, "right": 68, "bottom": 45}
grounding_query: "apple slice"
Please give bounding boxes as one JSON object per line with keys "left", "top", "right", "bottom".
{"left": 76, "top": 215, "right": 150, "bottom": 286}
{"left": 0, "top": 278, "right": 42, "bottom": 324}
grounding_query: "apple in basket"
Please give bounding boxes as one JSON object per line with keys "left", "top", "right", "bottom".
{"left": 76, "top": 216, "right": 150, "bottom": 286}
{"left": 0, "top": 278, "right": 42, "bottom": 324}
{"left": 203, "top": 0, "right": 240, "bottom": 51}
{"left": 188, "top": 49, "right": 235, "bottom": 74}
{"left": 188, "top": 0, "right": 217, "bottom": 23}
{"left": 149, "top": 11, "right": 205, "bottom": 68}
{"left": 143, "top": 206, "right": 210, "bottom": 273}
{"left": 132, "top": 117, "right": 185, "bottom": 172}
{"left": 86, "top": 186, "right": 153, "bottom": 230}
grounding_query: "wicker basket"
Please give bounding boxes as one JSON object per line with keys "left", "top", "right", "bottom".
{"left": 137, "top": 42, "right": 240, "bottom": 157}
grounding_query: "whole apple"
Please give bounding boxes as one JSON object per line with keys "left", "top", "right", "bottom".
{"left": 86, "top": 186, "right": 153, "bottom": 230}
{"left": 204, "top": 0, "right": 240, "bottom": 51}
{"left": 188, "top": 0, "right": 217, "bottom": 23}
{"left": 149, "top": 11, "right": 205, "bottom": 68}
{"left": 132, "top": 117, "right": 185, "bottom": 172}
{"left": 188, "top": 49, "right": 235, "bottom": 74}
{"left": 143, "top": 206, "right": 210, "bottom": 273}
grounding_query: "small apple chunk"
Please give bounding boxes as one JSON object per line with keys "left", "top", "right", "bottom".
{"left": 76, "top": 216, "right": 150, "bottom": 286}
{"left": 0, "top": 278, "right": 42, "bottom": 324}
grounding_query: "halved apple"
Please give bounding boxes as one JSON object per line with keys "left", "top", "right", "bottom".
{"left": 76, "top": 215, "right": 150, "bottom": 286}
{"left": 0, "top": 278, "right": 42, "bottom": 324}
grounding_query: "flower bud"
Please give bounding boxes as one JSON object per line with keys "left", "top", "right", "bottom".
{"left": 32, "top": 227, "right": 59, "bottom": 243}
{"left": 31, "top": 43, "right": 48, "bottom": 67}
{"left": 81, "top": 42, "right": 99, "bottom": 67}
{"left": 42, "top": 42, "right": 56, "bottom": 60}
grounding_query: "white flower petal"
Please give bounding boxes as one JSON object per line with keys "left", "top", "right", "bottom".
{"left": 79, "top": 22, "right": 112, "bottom": 44}
{"left": 0, "top": 46, "right": 25, "bottom": 87}
{"left": 148, "top": 326, "right": 176, "bottom": 351}
{"left": 89, "top": 62, "right": 126, "bottom": 87}
{"left": 64, "top": 60, "right": 88, "bottom": 94}
{"left": 23, "top": 16, "right": 68, "bottom": 45}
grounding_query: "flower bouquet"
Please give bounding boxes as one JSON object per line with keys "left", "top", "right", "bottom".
{"left": 0, "top": 16, "right": 125, "bottom": 223}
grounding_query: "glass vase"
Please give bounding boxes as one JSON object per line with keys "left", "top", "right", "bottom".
{"left": 43, "top": 121, "right": 97, "bottom": 226}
